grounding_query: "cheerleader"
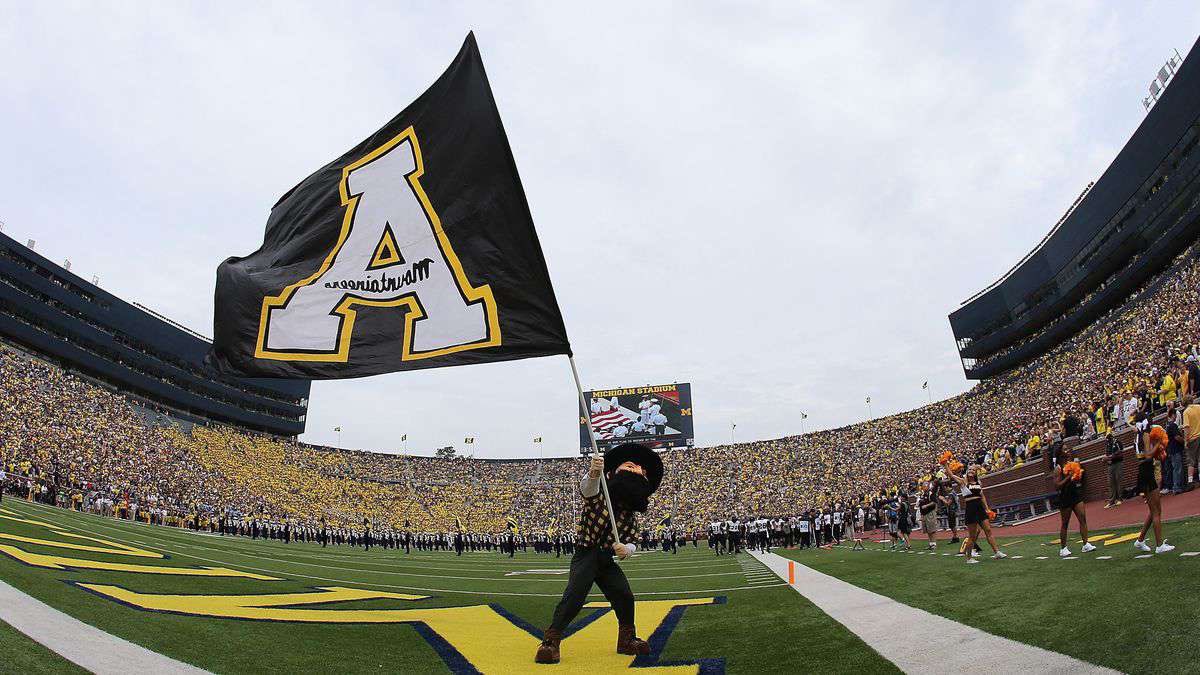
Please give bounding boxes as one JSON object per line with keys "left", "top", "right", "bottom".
{"left": 1053, "top": 443, "right": 1095, "bottom": 557}
{"left": 946, "top": 464, "right": 1007, "bottom": 564}
{"left": 1133, "top": 422, "right": 1175, "bottom": 553}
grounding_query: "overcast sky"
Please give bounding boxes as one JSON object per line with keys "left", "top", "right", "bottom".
{"left": 2, "top": 3, "right": 1198, "bottom": 458}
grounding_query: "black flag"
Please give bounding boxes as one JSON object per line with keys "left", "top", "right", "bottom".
{"left": 209, "top": 33, "right": 570, "bottom": 379}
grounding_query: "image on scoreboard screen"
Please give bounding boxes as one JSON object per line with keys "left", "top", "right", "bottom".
{"left": 579, "top": 383, "right": 694, "bottom": 452}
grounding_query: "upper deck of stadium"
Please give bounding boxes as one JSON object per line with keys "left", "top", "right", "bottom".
{"left": 0, "top": 231, "right": 311, "bottom": 436}
{"left": 950, "top": 37, "right": 1200, "bottom": 379}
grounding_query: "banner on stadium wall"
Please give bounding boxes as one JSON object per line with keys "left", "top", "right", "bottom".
{"left": 208, "top": 33, "right": 570, "bottom": 379}
{"left": 579, "top": 383, "right": 694, "bottom": 453}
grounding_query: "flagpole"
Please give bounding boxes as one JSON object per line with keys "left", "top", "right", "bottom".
{"left": 568, "top": 355, "right": 622, "bottom": 546}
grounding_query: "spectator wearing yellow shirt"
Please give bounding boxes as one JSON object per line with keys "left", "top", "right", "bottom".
{"left": 1093, "top": 400, "right": 1109, "bottom": 435}
{"left": 1161, "top": 370, "right": 1178, "bottom": 405}
{"left": 1183, "top": 396, "right": 1200, "bottom": 485}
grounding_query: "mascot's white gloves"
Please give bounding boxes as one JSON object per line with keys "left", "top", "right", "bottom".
{"left": 613, "top": 542, "right": 636, "bottom": 559}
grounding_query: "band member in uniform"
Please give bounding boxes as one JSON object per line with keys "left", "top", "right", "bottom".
{"left": 536, "top": 443, "right": 662, "bottom": 664}
{"left": 946, "top": 464, "right": 1007, "bottom": 564}
{"left": 1052, "top": 443, "right": 1095, "bottom": 557}
{"left": 1134, "top": 422, "right": 1175, "bottom": 554}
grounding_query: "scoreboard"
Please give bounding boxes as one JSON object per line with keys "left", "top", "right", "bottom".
{"left": 578, "top": 382, "right": 694, "bottom": 453}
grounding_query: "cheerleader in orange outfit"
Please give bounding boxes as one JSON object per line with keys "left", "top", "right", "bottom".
{"left": 945, "top": 463, "right": 1007, "bottom": 564}
{"left": 1053, "top": 442, "right": 1095, "bottom": 557}
{"left": 1134, "top": 421, "right": 1174, "bottom": 554}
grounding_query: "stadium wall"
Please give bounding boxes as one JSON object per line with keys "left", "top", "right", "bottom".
{"left": 0, "top": 232, "right": 310, "bottom": 436}
{"left": 981, "top": 419, "right": 1156, "bottom": 512}
{"left": 951, "top": 37, "right": 1200, "bottom": 378}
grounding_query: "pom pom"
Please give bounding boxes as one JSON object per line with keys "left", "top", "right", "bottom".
{"left": 1062, "top": 461, "right": 1083, "bottom": 481}
{"left": 987, "top": 510, "right": 997, "bottom": 521}
{"left": 1149, "top": 425, "right": 1168, "bottom": 447}
{"left": 937, "top": 451, "right": 954, "bottom": 466}
{"left": 948, "top": 460, "right": 964, "bottom": 473}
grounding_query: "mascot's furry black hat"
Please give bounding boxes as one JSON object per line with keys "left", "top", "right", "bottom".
{"left": 603, "top": 443, "right": 663, "bottom": 493}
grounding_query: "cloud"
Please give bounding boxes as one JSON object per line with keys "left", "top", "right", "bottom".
{"left": 1, "top": 2, "right": 1197, "bottom": 456}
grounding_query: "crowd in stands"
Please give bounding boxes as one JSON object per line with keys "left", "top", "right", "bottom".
{"left": 3, "top": 241, "right": 1200, "bottom": 542}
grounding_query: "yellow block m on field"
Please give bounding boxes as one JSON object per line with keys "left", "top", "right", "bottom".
{"left": 77, "top": 585, "right": 722, "bottom": 673}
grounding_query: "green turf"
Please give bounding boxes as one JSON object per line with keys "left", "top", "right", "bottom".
{"left": 778, "top": 518, "right": 1200, "bottom": 674}
{"left": 0, "top": 617, "right": 88, "bottom": 675}
{"left": 0, "top": 499, "right": 893, "bottom": 673}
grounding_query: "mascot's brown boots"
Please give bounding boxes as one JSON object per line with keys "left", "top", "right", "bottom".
{"left": 616, "top": 625, "right": 650, "bottom": 656}
{"left": 535, "top": 628, "right": 562, "bottom": 664}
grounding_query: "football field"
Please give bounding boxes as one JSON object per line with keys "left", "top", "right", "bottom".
{"left": 4, "top": 497, "right": 1198, "bottom": 674}
{"left": 0, "top": 498, "right": 892, "bottom": 674}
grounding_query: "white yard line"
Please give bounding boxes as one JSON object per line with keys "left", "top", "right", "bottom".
{"left": 0, "top": 579, "right": 209, "bottom": 675}
{"left": 749, "top": 550, "right": 1118, "bottom": 674}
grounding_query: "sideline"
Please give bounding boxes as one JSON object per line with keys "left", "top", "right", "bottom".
{"left": 749, "top": 550, "right": 1119, "bottom": 674}
{"left": 0, "top": 579, "right": 209, "bottom": 675}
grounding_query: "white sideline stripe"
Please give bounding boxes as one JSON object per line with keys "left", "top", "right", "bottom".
{"left": 749, "top": 551, "right": 1117, "bottom": 674}
{"left": 0, "top": 579, "right": 209, "bottom": 675}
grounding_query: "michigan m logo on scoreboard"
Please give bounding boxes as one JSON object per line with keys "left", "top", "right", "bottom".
{"left": 209, "top": 33, "right": 570, "bottom": 379}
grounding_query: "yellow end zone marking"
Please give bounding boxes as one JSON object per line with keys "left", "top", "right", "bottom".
{"left": 77, "top": 585, "right": 426, "bottom": 621}
{"left": 0, "top": 544, "right": 278, "bottom": 579}
{"left": 77, "top": 585, "right": 714, "bottom": 673}
{"left": 0, "top": 512, "right": 56, "bottom": 528}
{"left": 1, "top": 506, "right": 162, "bottom": 557}
{"left": 0, "top": 532, "right": 162, "bottom": 558}
{"left": 1104, "top": 533, "right": 1141, "bottom": 546}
